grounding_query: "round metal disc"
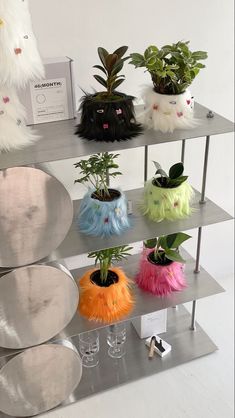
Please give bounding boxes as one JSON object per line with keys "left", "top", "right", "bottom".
{"left": 0, "top": 167, "right": 73, "bottom": 268}
{"left": 0, "top": 264, "right": 79, "bottom": 349}
{"left": 0, "top": 342, "right": 82, "bottom": 417}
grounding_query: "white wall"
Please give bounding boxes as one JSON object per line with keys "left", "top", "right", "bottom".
{"left": 30, "top": 0, "right": 234, "bottom": 279}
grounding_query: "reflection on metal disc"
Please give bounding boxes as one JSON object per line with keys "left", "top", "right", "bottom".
{"left": 0, "top": 167, "right": 73, "bottom": 268}
{"left": 0, "top": 264, "right": 79, "bottom": 349}
{"left": 0, "top": 342, "right": 82, "bottom": 417}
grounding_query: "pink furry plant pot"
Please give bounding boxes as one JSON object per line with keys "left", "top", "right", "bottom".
{"left": 136, "top": 249, "right": 187, "bottom": 297}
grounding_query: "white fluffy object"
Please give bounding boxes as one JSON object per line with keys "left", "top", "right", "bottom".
{"left": 0, "top": 87, "right": 38, "bottom": 152}
{"left": 0, "top": 0, "right": 44, "bottom": 87}
{"left": 139, "top": 86, "right": 197, "bottom": 133}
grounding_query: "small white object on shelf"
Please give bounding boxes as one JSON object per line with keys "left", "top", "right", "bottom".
{"left": 132, "top": 309, "right": 167, "bottom": 339}
{"left": 145, "top": 335, "right": 172, "bottom": 358}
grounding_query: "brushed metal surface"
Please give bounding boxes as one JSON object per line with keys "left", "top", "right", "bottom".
{"left": 52, "top": 249, "right": 224, "bottom": 338}
{"left": 0, "top": 250, "right": 224, "bottom": 361}
{"left": 0, "top": 167, "right": 73, "bottom": 268}
{"left": 0, "top": 307, "right": 218, "bottom": 418}
{"left": 0, "top": 264, "right": 79, "bottom": 349}
{"left": 45, "top": 188, "right": 233, "bottom": 262}
{"left": 0, "top": 104, "right": 233, "bottom": 170}
{"left": 0, "top": 341, "right": 82, "bottom": 417}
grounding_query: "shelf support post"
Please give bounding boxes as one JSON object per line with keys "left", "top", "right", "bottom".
{"left": 200, "top": 135, "right": 210, "bottom": 204}
{"left": 144, "top": 146, "right": 148, "bottom": 182}
{"left": 191, "top": 135, "right": 211, "bottom": 330}
{"left": 181, "top": 139, "right": 186, "bottom": 164}
{"left": 190, "top": 301, "right": 197, "bottom": 330}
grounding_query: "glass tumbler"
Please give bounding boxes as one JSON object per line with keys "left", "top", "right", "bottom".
{"left": 78, "top": 330, "right": 99, "bottom": 368}
{"left": 107, "top": 323, "right": 126, "bottom": 359}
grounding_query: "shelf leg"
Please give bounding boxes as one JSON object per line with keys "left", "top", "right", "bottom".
{"left": 190, "top": 301, "right": 197, "bottom": 330}
{"left": 194, "top": 226, "right": 203, "bottom": 274}
{"left": 144, "top": 146, "right": 148, "bottom": 182}
{"left": 200, "top": 135, "right": 211, "bottom": 204}
{"left": 190, "top": 136, "right": 211, "bottom": 330}
{"left": 181, "top": 139, "right": 186, "bottom": 164}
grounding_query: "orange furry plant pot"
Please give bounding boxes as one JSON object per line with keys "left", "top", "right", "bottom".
{"left": 78, "top": 246, "right": 134, "bottom": 323}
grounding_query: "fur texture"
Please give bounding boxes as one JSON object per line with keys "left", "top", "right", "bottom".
{"left": 78, "top": 189, "right": 130, "bottom": 237}
{"left": 0, "top": 0, "right": 44, "bottom": 87}
{"left": 136, "top": 248, "right": 187, "bottom": 296}
{"left": 0, "top": 86, "right": 39, "bottom": 152}
{"left": 143, "top": 180, "right": 194, "bottom": 222}
{"left": 76, "top": 93, "right": 142, "bottom": 141}
{"left": 139, "top": 86, "right": 198, "bottom": 133}
{"left": 78, "top": 267, "right": 134, "bottom": 323}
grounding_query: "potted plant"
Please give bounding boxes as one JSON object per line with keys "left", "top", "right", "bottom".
{"left": 74, "top": 152, "right": 130, "bottom": 237}
{"left": 78, "top": 245, "right": 134, "bottom": 322}
{"left": 130, "top": 41, "right": 208, "bottom": 133}
{"left": 143, "top": 161, "right": 194, "bottom": 222}
{"left": 75, "top": 46, "right": 142, "bottom": 142}
{"left": 136, "top": 233, "right": 191, "bottom": 296}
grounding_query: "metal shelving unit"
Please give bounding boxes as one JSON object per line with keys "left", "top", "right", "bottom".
{"left": 0, "top": 104, "right": 234, "bottom": 417}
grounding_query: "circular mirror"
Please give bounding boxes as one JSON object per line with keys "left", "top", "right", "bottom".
{"left": 0, "top": 341, "right": 82, "bottom": 417}
{"left": 0, "top": 167, "right": 73, "bottom": 268}
{"left": 0, "top": 264, "right": 79, "bottom": 349}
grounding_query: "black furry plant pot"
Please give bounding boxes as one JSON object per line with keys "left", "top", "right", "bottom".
{"left": 76, "top": 92, "right": 142, "bottom": 142}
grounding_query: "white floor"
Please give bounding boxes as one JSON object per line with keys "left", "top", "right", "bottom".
{"left": 42, "top": 276, "right": 234, "bottom": 418}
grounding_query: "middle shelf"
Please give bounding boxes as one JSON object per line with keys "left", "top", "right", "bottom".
{"left": 46, "top": 188, "right": 232, "bottom": 262}
{"left": 0, "top": 249, "right": 223, "bottom": 362}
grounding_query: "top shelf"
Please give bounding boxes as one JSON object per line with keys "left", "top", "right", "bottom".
{"left": 0, "top": 103, "right": 234, "bottom": 169}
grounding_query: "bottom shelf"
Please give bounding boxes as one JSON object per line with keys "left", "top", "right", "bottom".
{"left": 63, "top": 305, "right": 217, "bottom": 405}
{"left": 0, "top": 306, "right": 218, "bottom": 418}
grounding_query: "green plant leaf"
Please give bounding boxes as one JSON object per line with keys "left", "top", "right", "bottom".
{"left": 129, "top": 53, "right": 145, "bottom": 67}
{"left": 106, "top": 54, "right": 119, "bottom": 71}
{"left": 169, "top": 162, "right": 184, "bottom": 179}
{"left": 93, "top": 65, "right": 107, "bottom": 74}
{"left": 144, "top": 238, "right": 158, "bottom": 249}
{"left": 164, "top": 249, "right": 186, "bottom": 263}
{"left": 156, "top": 168, "right": 168, "bottom": 177}
{"left": 98, "top": 47, "right": 109, "bottom": 68}
{"left": 113, "top": 46, "right": 128, "bottom": 59}
{"left": 153, "top": 161, "right": 162, "bottom": 171}
{"left": 192, "top": 51, "right": 208, "bottom": 60}
{"left": 168, "top": 176, "right": 188, "bottom": 187}
{"left": 112, "top": 78, "right": 125, "bottom": 90}
{"left": 166, "top": 232, "right": 191, "bottom": 249}
{"left": 93, "top": 74, "right": 107, "bottom": 88}
{"left": 111, "top": 61, "right": 124, "bottom": 76}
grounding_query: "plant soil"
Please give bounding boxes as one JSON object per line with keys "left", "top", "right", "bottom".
{"left": 148, "top": 251, "right": 173, "bottom": 266}
{"left": 153, "top": 86, "right": 186, "bottom": 96}
{"left": 91, "top": 188, "right": 121, "bottom": 202}
{"left": 91, "top": 270, "right": 119, "bottom": 287}
{"left": 91, "top": 92, "right": 128, "bottom": 103}
{"left": 152, "top": 178, "right": 179, "bottom": 189}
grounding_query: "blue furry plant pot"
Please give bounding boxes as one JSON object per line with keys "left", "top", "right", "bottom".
{"left": 78, "top": 188, "right": 130, "bottom": 237}
{"left": 143, "top": 179, "right": 194, "bottom": 222}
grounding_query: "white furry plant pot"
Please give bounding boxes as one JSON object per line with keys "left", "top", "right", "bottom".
{"left": 0, "top": 87, "right": 38, "bottom": 151}
{"left": 78, "top": 188, "right": 130, "bottom": 237}
{"left": 0, "top": 0, "right": 44, "bottom": 87}
{"left": 140, "top": 86, "right": 197, "bottom": 133}
{"left": 143, "top": 180, "right": 194, "bottom": 222}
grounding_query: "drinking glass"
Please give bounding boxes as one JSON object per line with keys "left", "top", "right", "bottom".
{"left": 78, "top": 330, "right": 99, "bottom": 368}
{"left": 107, "top": 323, "right": 126, "bottom": 359}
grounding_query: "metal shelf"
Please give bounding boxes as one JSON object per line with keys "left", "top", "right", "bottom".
{"left": 45, "top": 188, "right": 233, "bottom": 263}
{"left": 0, "top": 250, "right": 224, "bottom": 361}
{"left": 0, "top": 306, "right": 218, "bottom": 418}
{"left": 0, "top": 103, "right": 233, "bottom": 170}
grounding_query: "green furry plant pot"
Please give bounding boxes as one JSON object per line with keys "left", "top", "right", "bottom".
{"left": 143, "top": 179, "right": 194, "bottom": 222}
